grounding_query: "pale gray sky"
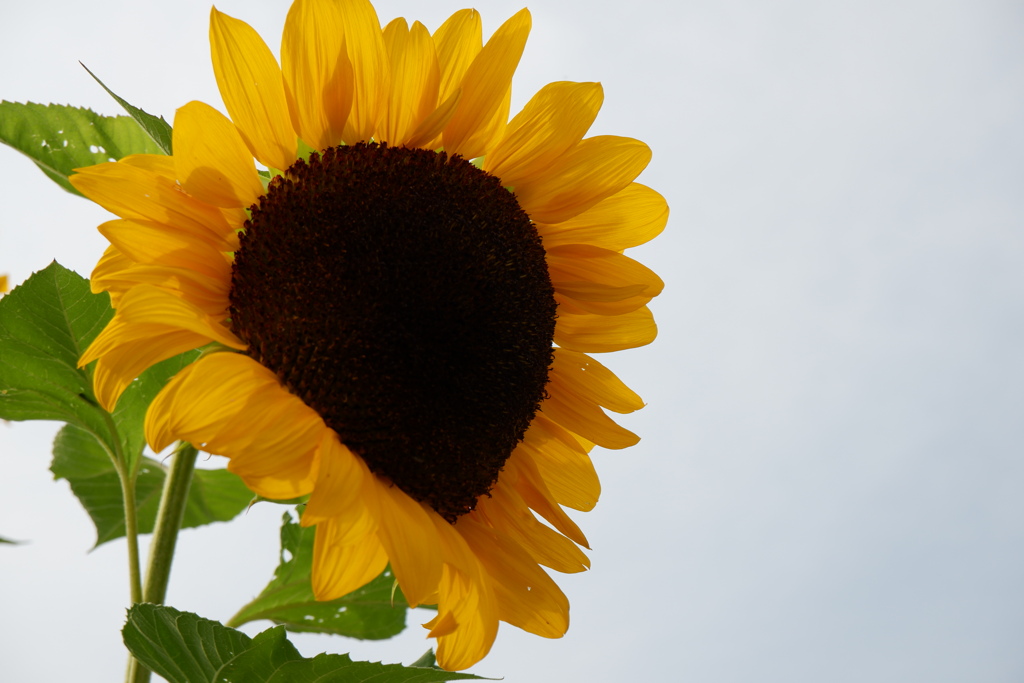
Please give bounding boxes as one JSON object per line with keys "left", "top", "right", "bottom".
{"left": 2, "top": 1, "right": 1022, "bottom": 681}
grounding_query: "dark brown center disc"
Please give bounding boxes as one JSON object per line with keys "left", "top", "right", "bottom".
{"left": 229, "top": 142, "right": 556, "bottom": 520}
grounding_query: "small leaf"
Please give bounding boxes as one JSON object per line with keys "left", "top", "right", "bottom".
{"left": 410, "top": 650, "right": 438, "bottom": 669}
{"left": 80, "top": 63, "right": 173, "bottom": 155}
{"left": 229, "top": 512, "right": 412, "bottom": 640}
{"left": 0, "top": 262, "right": 116, "bottom": 448}
{"left": 0, "top": 536, "right": 25, "bottom": 545}
{"left": 52, "top": 423, "right": 254, "bottom": 547}
{"left": 124, "top": 604, "right": 487, "bottom": 683}
{"left": 181, "top": 467, "right": 256, "bottom": 531}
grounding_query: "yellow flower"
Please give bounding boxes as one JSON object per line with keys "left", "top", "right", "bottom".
{"left": 71, "top": 0, "right": 666, "bottom": 670}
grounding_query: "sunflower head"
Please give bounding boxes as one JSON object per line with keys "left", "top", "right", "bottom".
{"left": 71, "top": 0, "right": 667, "bottom": 671}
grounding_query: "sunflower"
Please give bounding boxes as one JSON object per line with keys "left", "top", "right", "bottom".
{"left": 70, "top": 0, "right": 666, "bottom": 670}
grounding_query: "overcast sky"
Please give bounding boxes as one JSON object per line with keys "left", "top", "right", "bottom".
{"left": 2, "top": 1, "right": 1023, "bottom": 681}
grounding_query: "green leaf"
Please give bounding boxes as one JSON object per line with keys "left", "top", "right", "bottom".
{"left": 0, "top": 264, "right": 250, "bottom": 545}
{"left": 229, "top": 512, "right": 411, "bottom": 640}
{"left": 215, "top": 627, "right": 303, "bottom": 681}
{"left": 266, "top": 653, "right": 487, "bottom": 682}
{"left": 0, "top": 262, "right": 207, "bottom": 468}
{"left": 51, "top": 423, "right": 254, "bottom": 547}
{"left": 80, "top": 63, "right": 173, "bottom": 155}
{"left": 0, "top": 101, "right": 164, "bottom": 196}
{"left": 124, "top": 604, "right": 487, "bottom": 683}
{"left": 0, "top": 262, "right": 116, "bottom": 448}
{"left": 124, "top": 603, "right": 253, "bottom": 683}
{"left": 0, "top": 536, "right": 24, "bottom": 545}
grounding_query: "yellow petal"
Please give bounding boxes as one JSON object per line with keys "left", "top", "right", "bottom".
{"left": 281, "top": 0, "right": 352, "bottom": 150}
{"left": 442, "top": 8, "right": 531, "bottom": 159}
{"left": 380, "top": 19, "right": 440, "bottom": 145}
{"left": 548, "top": 244, "right": 663, "bottom": 298}
{"left": 550, "top": 294, "right": 588, "bottom": 316}
{"left": 550, "top": 348, "right": 644, "bottom": 413}
{"left": 457, "top": 514, "right": 569, "bottom": 639}
{"left": 91, "top": 249, "right": 230, "bottom": 317}
{"left": 554, "top": 283, "right": 649, "bottom": 313}
{"left": 80, "top": 285, "right": 245, "bottom": 409}
{"left": 476, "top": 481, "right": 589, "bottom": 573}
{"left": 434, "top": 575, "right": 494, "bottom": 669}
{"left": 97, "top": 219, "right": 234, "bottom": 280}
{"left": 516, "top": 135, "right": 652, "bottom": 224}
{"left": 539, "top": 390, "right": 639, "bottom": 450}
{"left": 366, "top": 479, "right": 443, "bottom": 607}
{"left": 484, "top": 81, "right": 602, "bottom": 187}
{"left": 172, "top": 100, "right": 263, "bottom": 208}
{"left": 335, "top": 0, "right": 388, "bottom": 143}
{"left": 554, "top": 305, "right": 658, "bottom": 353}
{"left": 311, "top": 516, "right": 388, "bottom": 601}
{"left": 91, "top": 245, "right": 131, "bottom": 292}
{"left": 416, "top": 9, "right": 480, "bottom": 149}
{"left": 554, "top": 287, "right": 654, "bottom": 317}
{"left": 210, "top": 7, "right": 296, "bottom": 171}
{"left": 71, "top": 162, "right": 238, "bottom": 250}
{"left": 430, "top": 513, "right": 499, "bottom": 671}
{"left": 145, "top": 352, "right": 322, "bottom": 499}
{"left": 573, "top": 432, "right": 596, "bottom": 453}
{"left": 554, "top": 291, "right": 655, "bottom": 317}
{"left": 504, "top": 451, "right": 588, "bottom": 548}
{"left": 218, "top": 205, "right": 249, "bottom": 233}
{"left": 95, "top": 284, "right": 219, "bottom": 338}
{"left": 537, "top": 182, "right": 668, "bottom": 251}
{"left": 432, "top": 9, "right": 481, "bottom": 107}
{"left": 302, "top": 430, "right": 373, "bottom": 536}
{"left": 424, "top": 609, "right": 459, "bottom": 638}
{"left": 547, "top": 243, "right": 663, "bottom": 315}
{"left": 404, "top": 87, "right": 462, "bottom": 150}
{"left": 90, "top": 330, "right": 221, "bottom": 413}
{"left": 518, "top": 414, "right": 601, "bottom": 512}
{"left": 119, "top": 153, "right": 177, "bottom": 179}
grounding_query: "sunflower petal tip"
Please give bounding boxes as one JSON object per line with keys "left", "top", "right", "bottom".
{"left": 424, "top": 610, "right": 459, "bottom": 638}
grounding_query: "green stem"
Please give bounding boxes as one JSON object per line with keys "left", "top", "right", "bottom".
{"left": 125, "top": 441, "right": 198, "bottom": 683}
{"left": 116, "top": 453, "right": 141, "bottom": 683}
{"left": 117, "top": 462, "right": 143, "bottom": 605}
{"left": 143, "top": 442, "right": 198, "bottom": 604}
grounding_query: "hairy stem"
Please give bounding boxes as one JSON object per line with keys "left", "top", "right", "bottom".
{"left": 143, "top": 442, "right": 198, "bottom": 603}
{"left": 117, "top": 462, "right": 143, "bottom": 605}
{"left": 117, "top": 457, "right": 142, "bottom": 683}
{"left": 126, "top": 442, "right": 198, "bottom": 683}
